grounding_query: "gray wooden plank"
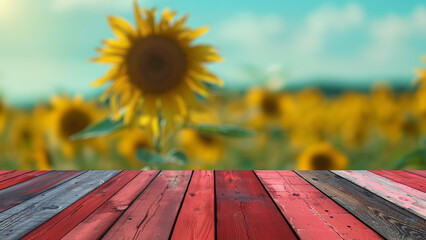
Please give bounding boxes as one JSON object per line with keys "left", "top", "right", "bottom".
{"left": 297, "top": 171, "right": 426, "bottom": 240}
{"left": 0, "top": 170, "right": 120, "bottom": 240}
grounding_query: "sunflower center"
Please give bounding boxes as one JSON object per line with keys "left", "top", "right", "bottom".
{"left": 311, "top": 153, "right": 333, "bottom": 170}
{"left": 261, "top": 95, "right": 279, "bottom": 116}
{"left": 198, "top": 133, "right": 215, "bottom": 145}
{"left": 60, "top": 108, "right": 92, "bottom": 138}
{"left": 127, "top": 35, "right": 187, "bottom": 94}
{"left": 134, "top": 141, "right": 149, "bottom": 153}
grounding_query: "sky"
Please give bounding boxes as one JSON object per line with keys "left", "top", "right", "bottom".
{"left": 1, "top": 0, "right": 426, "bottom": 105}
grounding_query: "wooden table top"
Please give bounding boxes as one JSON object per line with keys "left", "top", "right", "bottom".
{"left": 0, "top": 170, "right": 424, "bottom": 240}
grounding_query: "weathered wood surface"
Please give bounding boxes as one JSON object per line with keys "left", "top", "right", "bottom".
{"left": 102, "top": 170, "right": 192, "bottom": 240}
{"left": 0, "top": 170, "right": 423, "bottom": 240}
{"left": 297, "top": 171, "right": 426, "bottom": 240}
{"left": 333, "top": 170, "right": 426, "bottom": 219}
{"left": 256, "top": 170, "right": 382, "bottom": 240}
{"left": 22, "top": 171, "right": 141, "bottom": 240}
{"left": 0, "top": 171, "right": 47, "bottom": 191}
{"left": 370, "top": 170, "right": 426, "bottom": 192}
{"left": 62, "top": 170, "right": 159, "bottom": 240}
{"left": 171, "top": 170, "right": 215, "bottom": 240}
{"left": 0, "top": 170, "right": 119, "bottom": 240}
{"left": 216, "top": 170, "right": 297, "bottom": 240}
{"left": 0, "top": 171, "right": 81, "bottom": 213}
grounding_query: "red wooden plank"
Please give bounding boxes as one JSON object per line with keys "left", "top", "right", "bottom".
{"left": 0, "top": 171, "right": 81, "bottom": 213}
{"left": 171, "top": 170, "right": 215, "bottom": 240}
{"left": 256, "top": 170, "right": 382, "bottom": 240}
{"left": 407, "top": 170, "right": 426, "bottom": 178}
{"left": 102, "top": 171, "right": 192, "bottom": 240}
{"left": 0, "top": 171, "right": 48, "bottom": 191}
{"left": 0, "top": 170, "right": 32, "bottom": 182}
{"left": 216, "top": 170, "right": 297, "bottom": 240}
{"left": 62, "top": 171, "right": 159, "bottom": 240}
{"left": 370, "top": 170, "right": 425, "bottom": 192}
{"left": 0, "top": 170, "right": 13, "bottom": 176}
{"left": 21, "top": 170, "right": 141, "bottom": 240}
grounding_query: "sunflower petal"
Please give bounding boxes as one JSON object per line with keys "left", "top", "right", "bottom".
{"left": 189, "top": 67, "right": 224, "bottom": 86}
{"left": 107, "top": 16, "right": 136, "bottom": 41}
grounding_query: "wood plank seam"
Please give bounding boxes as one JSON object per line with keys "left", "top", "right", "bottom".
{"left": 296, "top": 170, "right": 426, "bottom": 240}
{"left": 253, "top": 170, "right": 300, "bottom": 238}
{"left": 168, "top": 170, "right": 194, "bottom": 238}
{"left": 96, "top": 170, "right": 162, "bottom": 240}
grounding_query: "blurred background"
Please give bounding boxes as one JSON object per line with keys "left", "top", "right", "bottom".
{"left": 1, "top": 0, "right": 426, "bottom": 170}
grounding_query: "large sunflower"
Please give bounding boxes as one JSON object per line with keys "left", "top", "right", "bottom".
{"left": 297, "top": 142, "right": 348, "bottom": 170}
{"left": 92, "top": 1, "right": 223, "bottom": 137}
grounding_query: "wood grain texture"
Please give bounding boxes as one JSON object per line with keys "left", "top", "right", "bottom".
{"left": 333, "top": 170, "right": 426, "bottom": 219}
{"left": 102, "top": 170, "right": 192, "bottom": 240}
{"left": 62, "top": 170, "right": 159, "bottom": 240}
{"left": 216, "top": 170, "right": 297, "bottom": 240}
{"left": 407, "top": 170, "right": 426, "bottom": 178}
{"left": 0, "top": 171, "right": 13, "bottom": 176}
{"left": 171, "top": 170, "right": 215, "bottom": 240}
{"left": 370, "top": 170, "right": 425, "bottom": 192}
{"left": 297, "top": 171, "right": 426, "bottom": 240}
{"left": 256, "top": 170, "right": 382, "bottom": 240}
{"left": 21, "top": 171, "right": 141, "bottom": 240}
{"left": 0, "top": 171, "right": 48, "bottom": 191}
{"left": 0, "top": 170, "right": 120, "bottom": 240}
{"left": 0, "top": 171, "right": 81, "bottom": 213}
{"left": 0, "top": 171, "right": 32, "bottom": 183}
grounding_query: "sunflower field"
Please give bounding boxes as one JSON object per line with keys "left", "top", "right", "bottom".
{"left": 0, "top": 2, "right": 426, "bottom": 171}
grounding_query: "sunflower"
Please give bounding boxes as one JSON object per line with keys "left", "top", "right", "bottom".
{"left": 297, "top": 142, "right": 348, "bottom": 170}
{"left": 92, "top": 1, "right": 223, "bottom": 138}
{"left": 178, "top": 111, "right": 224, "bottom": 168}
{"left": 416, "top": 57, "right": 426, "bottom": 114}
{"left": 0, "top": 99, "right": 7, "bottom": 135}
{"left": 49, "top": 95, "right": 104, "bottom": 158}
{"left": 118, "top": 128, "right": 152, "bottom": 167}
{"left": 245, "top": 87, "right": 288, "bottom": 129}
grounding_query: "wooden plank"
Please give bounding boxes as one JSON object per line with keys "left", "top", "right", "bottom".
{"left": 102, "top": 171, "right": 192, "bottom": 240}
{"left": 0, "top": 171, "right": 13, "bottom": 176}
{"left": 171, "top": 170, "right": 215, "bottom": 240}
{"left": 370, "top": 170, "right": 425, "bottom": 192}
{"left": 62, "top": 171, "right": 159, "bottom": 240}
{"left": 21, "top": 171, "right": 141, "bottom": 240}
{"left": 216, "top": 170, "right": 297, "bottom": 240}
{"left": 256, "top": 170, "right": 382, "bottom": 240}
{"left": 0, "top": 171, "right": 32, "bottom": 183}
{"left": 407, "top": 170, "right": 426, "bottom": 178}
{"left": 0, "top": 170, "right": 120, "bottom": 240}
{"left": 0, "top": 171, "right": 81, "bottom": 213}
{"left": 0, "top": 171, "right": 48, "bottom": 191}
{"left": 333, "top": 170, "right": 426, "bottom": 219}
{"left": 297, "top": 171, "right": 426, "bottom": 240}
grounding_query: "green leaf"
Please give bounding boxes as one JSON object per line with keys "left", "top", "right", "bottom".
{"left": 165, "top": 149, "right": 188, "bottom": 165}
{"left": 136, "top": 148, "right": 164, "bottom": 164}
{"left": 188, "top": 123, "right": 255, "bottom": 137}
{"left": 387, "top": 149, "right": 425, "bottom": 170}
{"left": 70, "top": 116, "right": 124, "bottom": 141}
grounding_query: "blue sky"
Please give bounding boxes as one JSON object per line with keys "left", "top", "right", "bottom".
{"left": 1, "top": 0, "right": 426, "bottom": 105}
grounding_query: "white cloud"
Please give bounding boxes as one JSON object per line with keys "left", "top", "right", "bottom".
{"left": 52, "top": 0, "right": 135, "bottom": 12}
{"left": 216, "top": 13, "right": 284, "bottom": 48}
{"left": 215, "top": 4, "right": 426, "bottom": 86}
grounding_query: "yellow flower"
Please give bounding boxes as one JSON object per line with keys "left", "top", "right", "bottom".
{"left": 92, "top": 1, "right": 223, "bottom": 138}
{"left": 416, "top": 57, "right": 426, "bottom": 113}
{"left": 0, "top": 100, "right": 7, "bottom": 135}
{"left": 49, "top": 95, "right": 104, "bottom": 158}
{"left": 245, "top": 87, "right": 288, "bottom": 128}
{"left": 118, "top": 128, "right": 152, "bottom": 167}
{"left": 297, "top": 142, "right": 348, "bottom": 170}
{"left": 178, "top": 128, "right": 224, "bottom": 168}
